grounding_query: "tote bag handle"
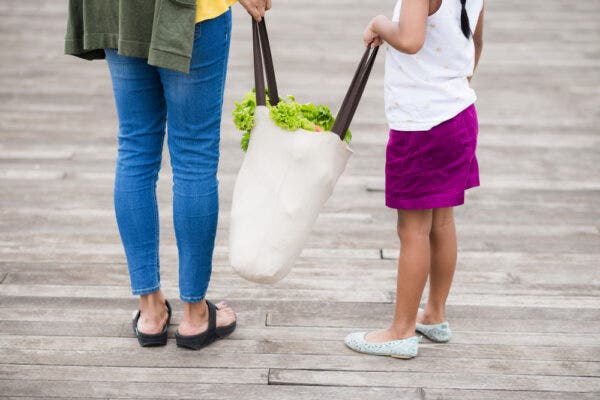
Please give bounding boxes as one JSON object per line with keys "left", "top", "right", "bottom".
{"left": 253, "top": 18, "right": 279, "bottom": 107}
{"left": 253, "top": 17, "right": 378, "bottom": 140}
{"left": 331, "top": 45, "right": 379, "bottom": 140}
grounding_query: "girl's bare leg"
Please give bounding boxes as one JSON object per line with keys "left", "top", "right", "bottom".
{"left": 419, "top": 207, "right": 457, "bottom": 324}
{"left": 366, "top": 208, "right": 433, "bottom": 342}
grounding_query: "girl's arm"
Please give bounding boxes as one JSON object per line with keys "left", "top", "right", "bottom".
{"left": 472, "top": 5, "right": 484, "bottom": 77}
{"left": 363, "top": 0, "right": 429, "bottom": 54}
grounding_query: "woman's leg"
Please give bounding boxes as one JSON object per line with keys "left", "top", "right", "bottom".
{"left": 419, "top": 207, "right": 457, "bottom": 323}
{"left": 367, "top": 208, "right": 433, "bottom": 342}
{"left": 157, "top": 10, "right": 235, "bottom": 333}
{"left": 105, "top": 49, "right": 169, "bottom": 333}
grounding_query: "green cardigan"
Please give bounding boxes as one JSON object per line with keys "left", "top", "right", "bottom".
{"left": 65, "top": 0, "right": 198, "bottom": 73}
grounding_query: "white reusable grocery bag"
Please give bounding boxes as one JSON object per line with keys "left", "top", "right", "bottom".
{"left": 229, "top": 106, "right": 353, "bottom": 283}
{"left": 229, "top": 19, "right": 379, "bottom": 284}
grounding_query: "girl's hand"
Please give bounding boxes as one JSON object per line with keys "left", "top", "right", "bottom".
{"left": 363, "top": 16, "right": 385, "bottom": 48}
{"left": 239, "top": 0, "right": 271, "bottom": 22}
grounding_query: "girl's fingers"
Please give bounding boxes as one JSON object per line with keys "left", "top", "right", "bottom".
{"left": 265, "top": 0, "right": 272, "bottom": 11}
{"left": 364, "top": 34, "right": 375, "bottom": 47}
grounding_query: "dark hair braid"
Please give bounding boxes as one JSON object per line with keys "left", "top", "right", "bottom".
{"left": 460, "top": 0, "right": 471, "bottom": 38}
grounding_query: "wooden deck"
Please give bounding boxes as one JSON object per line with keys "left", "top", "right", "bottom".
{"left": 1, "top": 0, "right": 599, "bottom": 398}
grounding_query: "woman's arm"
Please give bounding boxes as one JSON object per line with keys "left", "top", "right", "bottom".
{"left": 363, "top": 0, "right": 429, "bottom": 54}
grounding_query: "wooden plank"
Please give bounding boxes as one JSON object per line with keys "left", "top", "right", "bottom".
{"left": 1, "top": 319, "right": 599, "bottom": 347}
{"left": 0, "top": 307, "right": 267, "bottom": 328}
{"left": 2, "top": 253, "right": 599, "bottom": 281}
{"left": 2, "top": 297, "right": 599, "bottom": 323}
{"left": 0, "top": 364, "right": 267, "bottom": 385}
{"left": 0, "top": 380, "right": 423, "bottom": 400}
{"left": 4, "top": 265, "right": 598, "bottom": 297}
{"left": 0, "top": 284, "right": 392, "bottom": 303}
{"left": 422, "top": 389, "right": 599, "bottom": 400}
{"left": 0, "top": 346, "right": 596, "bottom": 378}
{"left": 1, "top": 335, "right": 598, "bottom": 363}
{"left": 238, "top": 326, "right": 600, "bottom": 348}
{"left": 268, "top": 369, "right": 600, "bottom": 392}
{"left": 5, "top": 281, "right": 591, "bottom": 309}
{"left": 260, "top": 339, "right": 600, "bottom": 364}
{"left": 268, "top": 313, "right": 600, "bottom": 334}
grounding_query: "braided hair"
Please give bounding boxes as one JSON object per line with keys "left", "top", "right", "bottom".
{"left": 460, "top": 0, "right": 471, "bottom": 38}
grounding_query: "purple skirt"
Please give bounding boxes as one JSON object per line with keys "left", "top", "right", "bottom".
{"left": 385, "top": 104, "right": 480, "bottom": 210}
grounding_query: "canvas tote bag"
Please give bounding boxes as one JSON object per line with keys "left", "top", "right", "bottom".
{"left": 229, "top": 18, "right": 379, "bottom": 284}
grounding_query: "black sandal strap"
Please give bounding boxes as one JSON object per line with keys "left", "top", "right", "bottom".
{"left": 206, "top": 300, "right": 218, "bottom": 336}
{"left": 165, "top": 299, "right": 172, "bottom": 325}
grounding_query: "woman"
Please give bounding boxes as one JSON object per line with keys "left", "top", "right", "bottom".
{"left": 64, "top": 0, "right": 271, "bottom": 350}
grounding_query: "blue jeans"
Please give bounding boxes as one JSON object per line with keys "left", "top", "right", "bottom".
{"left": 104, "top": 9, "right": 232, "bottom": 302}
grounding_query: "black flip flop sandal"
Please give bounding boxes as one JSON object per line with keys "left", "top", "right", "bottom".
{"left": 175, "top": 300, "right": 237, "bottom": 350}
{"left": 132, "top": 299, "right": 172, "bottom": 347}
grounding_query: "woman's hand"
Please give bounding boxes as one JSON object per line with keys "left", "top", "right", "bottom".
{"left": 239, "top": 0, "right": 272, "bottom": 22}
{"left": 363, "top": 16, "right": 385, "bottom": 48}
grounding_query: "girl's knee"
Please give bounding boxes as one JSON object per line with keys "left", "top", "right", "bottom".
{"left": 431, "top": 207, "right": 455, "bottom": 232}
{"left": 397, "top": 209, "right": 433, "bottom": 240}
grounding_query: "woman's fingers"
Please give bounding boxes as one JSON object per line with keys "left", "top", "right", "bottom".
{"left": 253, "top": 7, "right": 262, "bottom": 21}
{"left": 239, "top": 0, "right": 269, "bottom": 22}
{"left": 249, "top": 6, "right": 261, "bottom": 22}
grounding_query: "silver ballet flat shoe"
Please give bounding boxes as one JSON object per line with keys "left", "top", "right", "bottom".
{"left": 415, "top": 308, "right": 452, "bottom": 342}
{"left": 344, "top": 332, "right": 420, "bottom": 359}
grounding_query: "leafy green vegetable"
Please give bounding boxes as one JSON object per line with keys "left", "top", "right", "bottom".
{"left": 232, "top": 90, "right": 257, "bottom": 138}
{"left": 232, "top": 89, "right": 351, "bottom": 152}
{"left": 269, "top": 97, "right": 316, "bottom": 132}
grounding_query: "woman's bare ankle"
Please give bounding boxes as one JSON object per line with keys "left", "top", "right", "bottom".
{"left": 139, "top": 291, "right": 166, "bottom": 313}
{"left": 137, "top": 291, "right": 168, "bottom": 333}
{"left": 178, "top": 300, "right": 236, "bottom": 335}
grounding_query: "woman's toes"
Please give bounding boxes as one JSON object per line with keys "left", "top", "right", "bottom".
{"left": 216, "top": 309, "right": 236, "bottom": 327}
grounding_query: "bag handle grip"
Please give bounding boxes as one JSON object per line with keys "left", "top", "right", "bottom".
{"left": 253, "top": 18, "right": 378, "bottom": 141}
{"left": 253, "top": 18, "right": 279, "bottom": 107}
{"left": 331, "top": 45, "right": 379, "bottom": 140}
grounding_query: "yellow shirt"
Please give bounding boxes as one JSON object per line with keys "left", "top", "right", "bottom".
{"left": 196, "top": 0, "right": 238, "bottom": 23}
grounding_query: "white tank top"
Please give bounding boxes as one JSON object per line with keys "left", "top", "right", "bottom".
{"left": 384, "top": 0, "right": 483, "bottom": 131}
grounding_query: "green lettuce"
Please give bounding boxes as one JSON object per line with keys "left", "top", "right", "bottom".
{"left": 232, "top": 89, "right": 352, "bottom": 152}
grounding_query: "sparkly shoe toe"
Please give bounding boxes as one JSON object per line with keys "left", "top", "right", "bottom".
{"left": 344, "top": 332, "right": 420, "bottom": 359}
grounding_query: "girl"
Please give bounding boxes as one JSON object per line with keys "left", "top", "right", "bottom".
{"left": 345, "top": 0, "right": 484, "bottom": 358}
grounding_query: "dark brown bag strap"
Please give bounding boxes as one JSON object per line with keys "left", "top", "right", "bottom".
{"left": 331, "top": 45, "right": 379, "bottom": 140}
{"left": 252, "top": 20, "right": 266, "bottom": 106}
{"left": 330, "top": 46, "right": 372, "bottom": 137}
{"left": 253, "top": 18, "right": 376, "bottom": 140}
{"left": 253, "top": 18, "right": 279, "bottom": 106}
